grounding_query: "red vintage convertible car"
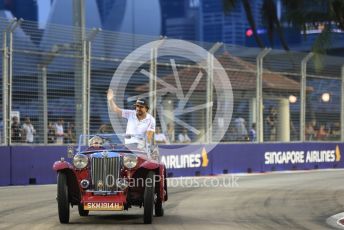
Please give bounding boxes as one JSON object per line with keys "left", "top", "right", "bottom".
{"left": 52, "top": 134, "right": 168, "bottom": 224}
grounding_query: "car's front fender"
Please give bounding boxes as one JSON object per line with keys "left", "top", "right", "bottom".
{"left": 53, "top": 160, "right": 81, "bottom": 205}
{"left": 139, "top": 160, "right": 160, "bottom": 170}
{"left": 53, "top": 160, "right": 74, "bottom": 172}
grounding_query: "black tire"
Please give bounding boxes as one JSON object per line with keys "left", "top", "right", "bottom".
{"left": 57, "top": 172, "right": 70, "bottom": 223}
{"left": 155, "top": 197, "right": 164, "bottom": 217}
{"left": 143, "top": 171, "right": 155, "bottom": 224}
{"left": 78, "top": 204, "right": 89, "bottom": 216}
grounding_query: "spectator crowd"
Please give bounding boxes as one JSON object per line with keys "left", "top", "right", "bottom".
{"left": 5, "top": 115, "right": 341, "bottom": 145}
{"left": 10, "top": 116, "right": 76, "bottom": 144}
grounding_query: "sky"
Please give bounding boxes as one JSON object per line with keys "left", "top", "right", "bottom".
{"left": 37, "top": 0, "right": 51, "bottom": 28}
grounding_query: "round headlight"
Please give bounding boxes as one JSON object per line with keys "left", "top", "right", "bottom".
{"left": 73, "top": 154, "right": 88, "bottom": 169}
{"left": 123, "top": 154, "right": 138, "bottom": 169}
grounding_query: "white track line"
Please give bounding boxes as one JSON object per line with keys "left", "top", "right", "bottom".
{"left": 327, "top": 212, "right": 344, "bottom": 229}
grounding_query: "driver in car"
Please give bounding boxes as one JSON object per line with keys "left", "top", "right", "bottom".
{"left": 87, "top": 135, "right": 104, "bottom": 150}
{"left": 107, "top": 89, "right": 156, "bottom": 148}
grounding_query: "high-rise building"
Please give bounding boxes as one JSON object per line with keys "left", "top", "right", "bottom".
{"left": 0, "top": 0, "right": 38, "bottom": 42}
{"left": 160, "top": 0, "right": 187, "bottom": 36}
{"left": 161, "top": 0, "right": 200, "bottom": 41}
{"left": 6, "top": 0, "right": 38, "bottom": 21}
{"left": 201, "top": 0, "right": 263, "bottom": 46}
{"left": 165, "top": 17, "right": 197, "bottom": 41}
{"left": 99, "top": 0, "right": 161, "bottom": 36}
{"left": 96, "top": 0, "right": 116, "bottom": 24}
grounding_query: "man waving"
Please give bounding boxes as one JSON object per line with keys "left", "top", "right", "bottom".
{"left": 107, "top": 89, "right": 156, "bottom": 145}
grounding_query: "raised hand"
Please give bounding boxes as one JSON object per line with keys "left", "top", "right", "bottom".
{"left": 107, "top": 89, "right": 114, "bottom": 101}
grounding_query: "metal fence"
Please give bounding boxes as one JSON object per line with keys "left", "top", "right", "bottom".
{"left": 0, "top": 17, "right": 343, "bottom": 145}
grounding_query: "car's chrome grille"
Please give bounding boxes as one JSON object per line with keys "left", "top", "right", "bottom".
{"left": 91, "top": 157, "right": 121, "bottom": 191}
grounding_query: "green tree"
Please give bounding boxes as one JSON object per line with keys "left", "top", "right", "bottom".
{"left": 223, "top": 0, "right": 265, "bottom": 48}
{"left": 223, "top": 0, "right": 344, "bottom": 54}
{"left": 262, "top": 0, "right": 289, "bottom": 50}
{"left": 283, "top": 0, "right": 344, "bottom": 54}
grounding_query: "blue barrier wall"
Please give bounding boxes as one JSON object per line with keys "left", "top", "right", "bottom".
{"left": 159, "top": 143, "right": 344, "bottom": 176}
{"left": 0, "top": 147, "right": 11, "bottom": 185}
{"left": 0, "top": 143, "right": 343, "bottom": 185}
{"left": 10, "top": 146, "right": 67, "bottom": 185}
{"left": 210, "top": 143, "right": 344, "bottom": 174}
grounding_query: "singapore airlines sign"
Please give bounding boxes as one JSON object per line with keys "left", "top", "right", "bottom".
{"left": 264, "top": 145, "right": 341, "bottom": 165}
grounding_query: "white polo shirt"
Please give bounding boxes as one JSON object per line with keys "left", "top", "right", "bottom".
{"left": 122, "top": 110, "right": 155, "bottom": 144}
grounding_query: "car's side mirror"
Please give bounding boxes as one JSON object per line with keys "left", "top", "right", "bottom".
{"left": 67, "top": 145, "right": 74, "bottom": 158}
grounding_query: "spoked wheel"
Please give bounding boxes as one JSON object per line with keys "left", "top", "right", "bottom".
{"left": 57, "top": 172, "right": 70, "bottom": 223}
{"left": 78, "top": 204, "right": 89, "bottom": 216}
{"left": 143, "top": 171, "right": 155, "bottom": 224}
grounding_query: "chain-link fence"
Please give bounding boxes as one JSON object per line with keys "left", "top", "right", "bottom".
{"left": 0, "top": 17, "right": 343, "bottom": 145}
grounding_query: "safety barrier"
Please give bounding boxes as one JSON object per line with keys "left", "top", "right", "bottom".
{"left": 159, "top": 142, "right": 344, "bottom": 177}
{"left": 0, "top": 143, "right": 343, "bottom": 185}
{"left": 0, "top": 147, "right": 11, "bottom": 185}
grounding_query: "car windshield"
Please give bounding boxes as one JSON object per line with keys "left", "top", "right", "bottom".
{"left": 77, "top": 134, "right": 147, "bottom": 152}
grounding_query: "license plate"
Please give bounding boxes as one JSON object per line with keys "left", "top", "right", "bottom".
{"left": 84, "top": 202, "right": 124, "bottom": 211}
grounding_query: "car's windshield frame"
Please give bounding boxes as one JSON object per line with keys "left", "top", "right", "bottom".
{"left": 77, "top": 134, "right": 148, "bottom": 153}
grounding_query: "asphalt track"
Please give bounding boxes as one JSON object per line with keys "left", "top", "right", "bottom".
{"left": 1, "top": 170, "right": 344, "bottom": 230}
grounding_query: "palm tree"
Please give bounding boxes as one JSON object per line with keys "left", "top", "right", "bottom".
{"left": 283, "top": 0, "right": 344, "bottom": 54}
{"left": 223, "top": 0, "right": 290, "bottom": 50}
{"left": 262, "top": 0, "right": 289, "bottom": 50}
{"left": 223, "top": 0, "right": 344, "bottom": 53}
{"left": 223, "top": 0, "right": 265, "bottom": 48}
{"left": 282, "top": 0, "right": 344, "bottom": 69}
